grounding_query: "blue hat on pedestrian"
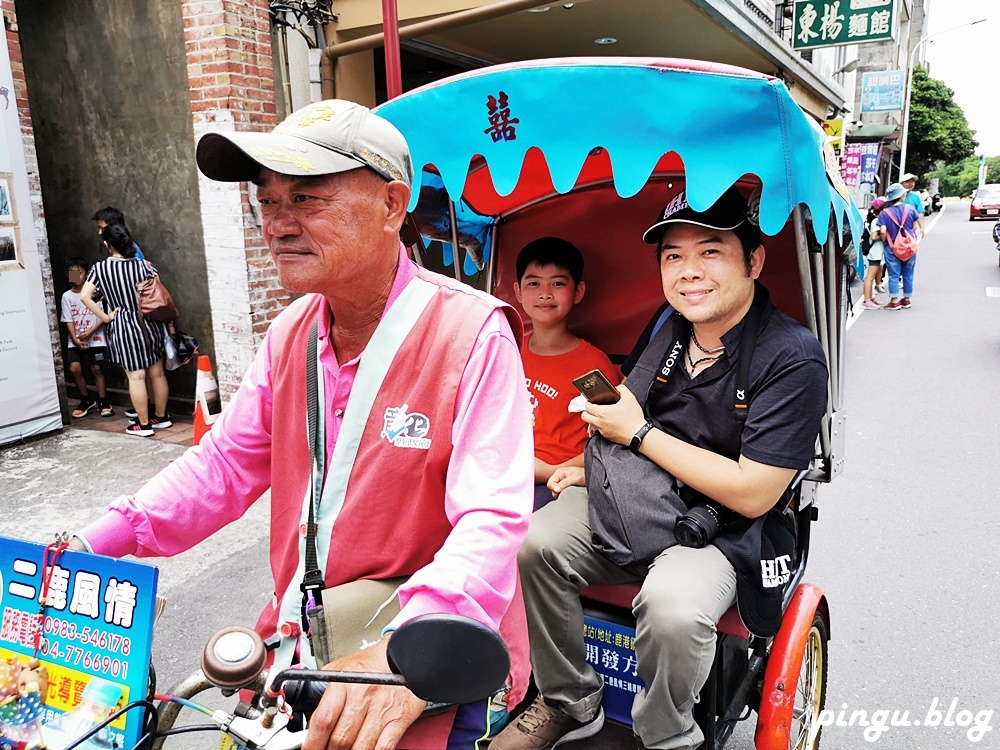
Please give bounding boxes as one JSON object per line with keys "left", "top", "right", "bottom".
{"left": 885, "top": 183, "right": 906, "bottom": 202}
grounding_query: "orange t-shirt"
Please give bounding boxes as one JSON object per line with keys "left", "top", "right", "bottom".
{"left": 521, "top": 339, "right": 618, "bottom": 466}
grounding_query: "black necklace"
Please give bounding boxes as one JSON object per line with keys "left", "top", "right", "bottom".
{"left": 686, "top": 332, "right": 722, "bottom": 374}
{"left": 691, "top": 329, "right": 725, "bottom": 355}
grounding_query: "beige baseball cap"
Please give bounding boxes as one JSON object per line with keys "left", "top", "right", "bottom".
{"left": 196, "top": 99, "right": 413, "bottom": 186}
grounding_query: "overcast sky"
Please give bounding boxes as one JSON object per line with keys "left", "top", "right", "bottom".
{"left": 924, "top": 0, "right": 997, "bottom": 156}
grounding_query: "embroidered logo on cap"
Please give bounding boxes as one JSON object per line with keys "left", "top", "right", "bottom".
{"left": 287, "top": 103, "right": 337, "bottom": 129}
{"left": 662, "top": 192, "right": 690, "bottom": 221}
{"left": 360, "top": 148, "right": 404, "bottom": 181}
{"left": 250, "top": 146, "right": 315, "bottom": 171}
{"left": 760, "top": 554, "right": 792, "bottom": 589}
{"left": 746, "top": 185, "right": 762, "bottom": 227}
{"left": 381, "top": 404, "right": 432, "bottom": 449}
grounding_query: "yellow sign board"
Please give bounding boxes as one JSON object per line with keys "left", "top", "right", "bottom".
{"left": 822, "top": 118, "right": 844, "bottom": 154}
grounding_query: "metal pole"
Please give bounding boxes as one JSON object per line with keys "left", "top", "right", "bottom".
{"left": 810, "top": 250, "right": 833, "bottom": 464}
{"left": 382, "top": 0, "right": 403, "bottom": 99}
{"left": 447, "top": 200, "right": 464, "bottom": 284}
{"left": 792, "top": 207, "right": 819, "bottom": 338}
{"left": 793, "top": 207, "right": 831, "bottom": 463}
{"left": 323, "top": 0, "right": 555, "bottom": 62}
{"left": 837, "top": 262, "right": 848, "bottom": 412}
{"left": 825, "top": 234, "right": 840, "bottom": 412}
{"left": 483, "top": 226, "right": 497, "bottom": 295}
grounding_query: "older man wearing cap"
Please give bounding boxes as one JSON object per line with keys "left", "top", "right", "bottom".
{"left": 900, "top": 172, "right": 926, "bottom": 237}
{"left": 491, "top": 186, "right": 827, "bottom": 750}
{"left": 68, "top": 101, "right": 534, "bottom": 749}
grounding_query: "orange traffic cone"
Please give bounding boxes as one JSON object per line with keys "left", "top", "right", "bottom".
{"left": 193, "top": 355, "right": 221, "bottom": 445}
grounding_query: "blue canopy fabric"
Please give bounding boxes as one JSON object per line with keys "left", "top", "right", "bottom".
{"left": 374, "top": 58, "right": 862, "bottom": 249}
{"left": 411, "top": 171, "right": 495, "bottom": 274}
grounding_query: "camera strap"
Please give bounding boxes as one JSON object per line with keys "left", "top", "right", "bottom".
{"left": 301, "top": 320, "right": 326, "bottom": 633}
{"left": 647, "top": 283, "right": 763, "bottom": 427}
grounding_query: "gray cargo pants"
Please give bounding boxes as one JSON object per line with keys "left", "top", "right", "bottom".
{"left": 520, "top": 486, "right": 736, "bottom": 750}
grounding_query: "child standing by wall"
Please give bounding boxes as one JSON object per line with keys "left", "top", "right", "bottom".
{"left": 60, "top": 257, "right": 113, "bottom": 418}
{"left": 514, "top": 238, "right": 617, "bottom": 511}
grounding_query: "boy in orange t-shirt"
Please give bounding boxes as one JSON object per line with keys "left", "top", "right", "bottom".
{"left": 514, "top": 238, "right": 617, "bottom": 510}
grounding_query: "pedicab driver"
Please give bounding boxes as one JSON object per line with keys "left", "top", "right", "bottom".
{"left": 491, "top": 187, "right": 828, "bottom": 750}
{"left": 68, "top": 100, "right": 534, "bottom": 750}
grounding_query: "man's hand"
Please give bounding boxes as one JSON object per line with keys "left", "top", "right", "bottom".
{"left": 581, "top": 386, "right": 646, "bottom": 447}
{"left": 304, "top": 636, "right": 426, "bottom": 750}
{"left": 547, "top": 466, "right": 585, "bottom": 496}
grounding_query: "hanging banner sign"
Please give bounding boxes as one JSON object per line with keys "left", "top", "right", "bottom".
{"left": 860, "top": 69, "right": 906, "bottom": 113}
{"left": 858, "top": 143, "right": 883, "bottom": 187}
{"left": 0, "top": 537, "right": 158, "bottom": 750}
{"left": 793, "top": 0, "right": 896, "bottom": 50}
{"left": 841, "top": 143, "right": 863, "bottom": 187}
{"left": 0, "top": 32, "right": 60, "bottom": 445}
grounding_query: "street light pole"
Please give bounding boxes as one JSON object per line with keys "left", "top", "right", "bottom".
{"left": 898, "top": 18, "right": 986, "bottom": 178}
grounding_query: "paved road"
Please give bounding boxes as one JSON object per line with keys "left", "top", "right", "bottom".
{"left": 793, "top": 201, "right": 1000, "bottom": 749}
{"left": 2, "top": 201, "right": 998, "bottom": 748}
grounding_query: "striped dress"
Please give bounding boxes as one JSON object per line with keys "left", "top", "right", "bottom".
{"left": 86, "top": 256, "right": 168, "bottom": 371}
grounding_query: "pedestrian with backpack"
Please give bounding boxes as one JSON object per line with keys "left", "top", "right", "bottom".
{"left": 878, "top": 183, "right": 919, "bottom": 310}
{"left": 861, "top": 197, "right": 886, "bottom": 309}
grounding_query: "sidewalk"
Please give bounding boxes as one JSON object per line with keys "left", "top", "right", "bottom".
{"left": 67, "top": 404, "right": 195, "bottom": 447}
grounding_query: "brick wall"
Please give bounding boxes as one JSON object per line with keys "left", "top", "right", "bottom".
{"left": 2, "top": 2, "right": 61, "bottom": 397}
{"left": 183, "top": 0, "right": 285, "bottom": 398}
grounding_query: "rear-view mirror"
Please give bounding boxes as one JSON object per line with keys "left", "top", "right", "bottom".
{"left": 387, "top": 614, "right": 510, "bottom": 705}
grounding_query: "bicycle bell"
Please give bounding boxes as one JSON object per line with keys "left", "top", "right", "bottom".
{"left": 201, "top": 626, "right": 267, "bottom": 689}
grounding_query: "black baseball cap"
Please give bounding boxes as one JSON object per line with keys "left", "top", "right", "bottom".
{"left": 715, "top": 510, "right": 796, "bottom": 638}
{"left": 643, "top": 186, "right": 757, "bottom": 245}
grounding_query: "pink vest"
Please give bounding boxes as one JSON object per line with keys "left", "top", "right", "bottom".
{"left": 258, "top": 268, "right": 529, "bottom": 747}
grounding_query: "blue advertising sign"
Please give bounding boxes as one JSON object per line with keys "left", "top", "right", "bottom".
{"left": 861, "top": 70, "right": 906, "bottom": 113}
{"left": 859, "top": 143, "right": 883, "bottom": 186}
{"left": 0, "top": 537, "right": 157, "bottom": 750}
{"left": 583, "top": 616, "right": 645, "bottom": 724}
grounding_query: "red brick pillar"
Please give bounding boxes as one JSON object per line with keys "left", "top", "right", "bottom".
{"left": 183, "top": 0, "right": 285, "bottom": 400}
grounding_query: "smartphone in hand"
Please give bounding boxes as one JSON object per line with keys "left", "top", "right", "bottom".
{"left": 572, "top": 369, "right": 621, "bottom": 405}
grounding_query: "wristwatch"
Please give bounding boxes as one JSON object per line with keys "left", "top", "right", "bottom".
{"left": 629, "top": 420, "right": 655, "bottom": 455}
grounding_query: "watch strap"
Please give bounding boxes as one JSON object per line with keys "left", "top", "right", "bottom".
{"left": 629, "top": 420, "right": 655, "bottom": 454}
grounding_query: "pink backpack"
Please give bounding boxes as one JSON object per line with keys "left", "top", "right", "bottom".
{"left": 884, "top": 205, "right": 918, "bottom": 261}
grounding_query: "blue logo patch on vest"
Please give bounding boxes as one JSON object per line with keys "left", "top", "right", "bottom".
{"left": 381, "top": 404, "right": 432, "bottom": 449}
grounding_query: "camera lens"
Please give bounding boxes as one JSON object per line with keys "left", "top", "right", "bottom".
{"left": 674, "top": 505, "right": 721, "bottom": 548}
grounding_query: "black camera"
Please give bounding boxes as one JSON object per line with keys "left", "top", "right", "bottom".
{"left": 674, "top": 502, "right": 735, "bottom": 548}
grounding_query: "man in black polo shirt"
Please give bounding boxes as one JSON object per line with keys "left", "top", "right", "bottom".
{"left": 492, "top": 187, "right": 827, "bottom": 750}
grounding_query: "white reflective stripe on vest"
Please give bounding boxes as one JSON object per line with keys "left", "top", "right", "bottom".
{"left": 270, "top": 277, "right": 440, "bottom": 675}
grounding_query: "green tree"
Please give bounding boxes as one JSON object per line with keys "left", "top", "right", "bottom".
{"left": 930, "top": 155, "right": 1000, "bottom": 197}
{"left": 906, "top": 66, "right": 977, "bottom": 177}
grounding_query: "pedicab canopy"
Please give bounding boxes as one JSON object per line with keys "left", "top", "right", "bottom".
{"left": 374, "top": 58, "right": 863, "bottom": 250}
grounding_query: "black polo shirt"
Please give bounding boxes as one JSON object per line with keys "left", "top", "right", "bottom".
{"left": 621, "top": 284, "right": 828, "bottom": 501}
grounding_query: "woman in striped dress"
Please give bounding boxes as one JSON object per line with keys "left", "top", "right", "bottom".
{"left": 81, "top": 224, "right": 172, "bottom": 437}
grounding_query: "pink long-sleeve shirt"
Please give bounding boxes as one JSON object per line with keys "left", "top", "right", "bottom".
{"left": 79, "top": 246, "right": 534, "bottom": 632}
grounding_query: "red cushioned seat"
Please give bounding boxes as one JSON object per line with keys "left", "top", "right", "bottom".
{"left": 581, "top": 584, "right": 750, "bottom": 640}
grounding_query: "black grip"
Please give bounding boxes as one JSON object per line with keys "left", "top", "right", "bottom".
{"left": 282, "top": 679, "right": 328, "bottom": 718}
{"left": 280, "top": 678, "right": 451, "bottom": 719}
